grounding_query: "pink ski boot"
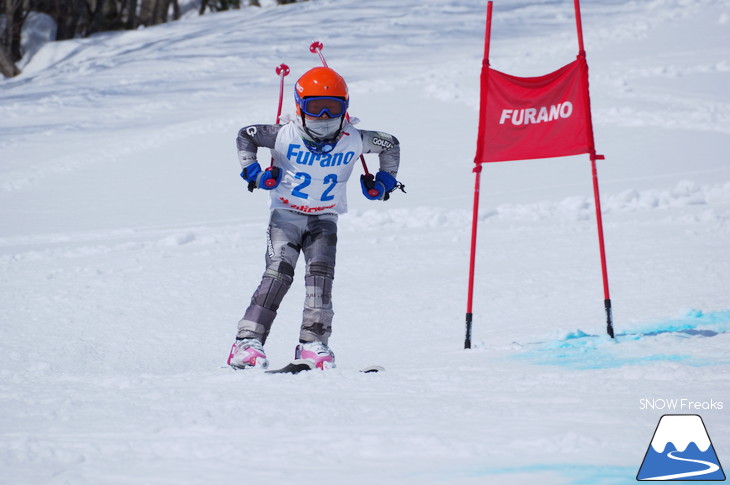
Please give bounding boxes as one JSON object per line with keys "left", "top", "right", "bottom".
{"left": 295, "top": 340, "right": 335, "bottom": 370}
{"left": 228, "top": 338, "right": 268, "bottom": 370}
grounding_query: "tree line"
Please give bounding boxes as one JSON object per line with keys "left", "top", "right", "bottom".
{"left": 1, "top": 0, "right": 306, "bottom": 78}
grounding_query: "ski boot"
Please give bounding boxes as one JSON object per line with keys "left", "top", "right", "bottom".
{"left": 295, "top": 340, "right": 335, "bottom": 370}
{"left": 228, "top": 338, "right": 268, "bottom": 370}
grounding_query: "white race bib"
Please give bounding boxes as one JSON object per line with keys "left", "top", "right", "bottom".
{"left": 270, "top": 122, "right": 364, "bottom": 215}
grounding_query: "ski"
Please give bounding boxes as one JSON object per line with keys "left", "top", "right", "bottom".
{"left": 265, "top": 359, "right": 315, "bottom": 374}
{"left": 264, "top": 359, "right": 385, "bottom": 374}
{"left": 359, "top": 365, "right": 385, "bottom": 373}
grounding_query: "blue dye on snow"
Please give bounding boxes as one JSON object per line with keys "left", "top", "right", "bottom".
{"left": 512, "top": 308, "right": 730, "bottom": 369}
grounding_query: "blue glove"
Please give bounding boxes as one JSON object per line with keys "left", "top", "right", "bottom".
{"left": 361, "top": 171, "right": 398, "bottom": 201}
{"left": 241, "top": 162, "right": 281, "bottom": 192}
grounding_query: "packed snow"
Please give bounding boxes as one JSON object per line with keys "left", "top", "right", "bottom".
{"left": 1, "top": 0, "right": 729, "bottom": 483}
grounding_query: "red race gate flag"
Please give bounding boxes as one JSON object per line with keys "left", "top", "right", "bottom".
{"left": 465, "top": 1, "right": 614, "bottom": 350}
{"left": 475, "top": 57, "right": 595, "bottom": 164}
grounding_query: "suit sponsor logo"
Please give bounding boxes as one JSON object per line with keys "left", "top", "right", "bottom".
{"left": 372, "top": 136, "right": 394, "bottom": 149}
{"left": 279, "top": 197, "right": 336, "bottom": 213}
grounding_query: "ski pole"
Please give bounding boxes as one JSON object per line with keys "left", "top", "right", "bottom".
{"left": 264, "top": 63, "right": 290, "bottom": 188}
{"left": 309, "top": 41, "right": 374, "bottom": 182}
{"left": 274, "top": 63, "right": 290, "bottom": 124}
{"left": 309, "top": 41, "right": 327, "bottom": 68}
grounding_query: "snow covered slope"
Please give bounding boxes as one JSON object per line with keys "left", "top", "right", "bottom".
{"left": 1, "top": 0, "right": 729, "bottom": 483}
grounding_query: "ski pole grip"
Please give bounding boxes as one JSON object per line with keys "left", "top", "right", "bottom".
{"left": 264, "top": 166, "right": 280, "bottom": 188}
{"left": 309, "top": 41, "right": 323, "bottom": 53}
{"left": 275, "top": 64, "right": 290, "bottom": 76}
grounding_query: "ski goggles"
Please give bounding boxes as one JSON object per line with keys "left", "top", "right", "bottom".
{"left": 297, "top": 96, "right": 349, "bottom": 118}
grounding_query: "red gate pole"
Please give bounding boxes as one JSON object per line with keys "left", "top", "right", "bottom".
{"left": 574, "top": 0, "right": 586, "bottom": 55}
{"left": 465, "top": 163, "right": 483, "bottom": 349}
{"left": 590, "top": 154, "right": 614, "bottom": 338}
{"left": 465, "top": 1, "right": 493, "bottom": 349}
{"left": 574, "top": 0, "right": 615, "bottom": 338}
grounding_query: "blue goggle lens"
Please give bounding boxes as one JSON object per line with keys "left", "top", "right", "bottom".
{"left": 299, "top": 97, "right": 348, "bottom": 117}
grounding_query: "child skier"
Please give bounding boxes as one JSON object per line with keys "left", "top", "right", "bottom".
{"left": 228, "top": 66, "right": 402, "bottom": 370}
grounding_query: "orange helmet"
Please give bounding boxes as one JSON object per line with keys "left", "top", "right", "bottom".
{"left": 294, "top": 67, "right": 349, "bottom": 118}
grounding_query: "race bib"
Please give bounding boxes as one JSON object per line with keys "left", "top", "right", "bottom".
{"left": 270, "top": 122, "right": 364, "bottom": 214}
